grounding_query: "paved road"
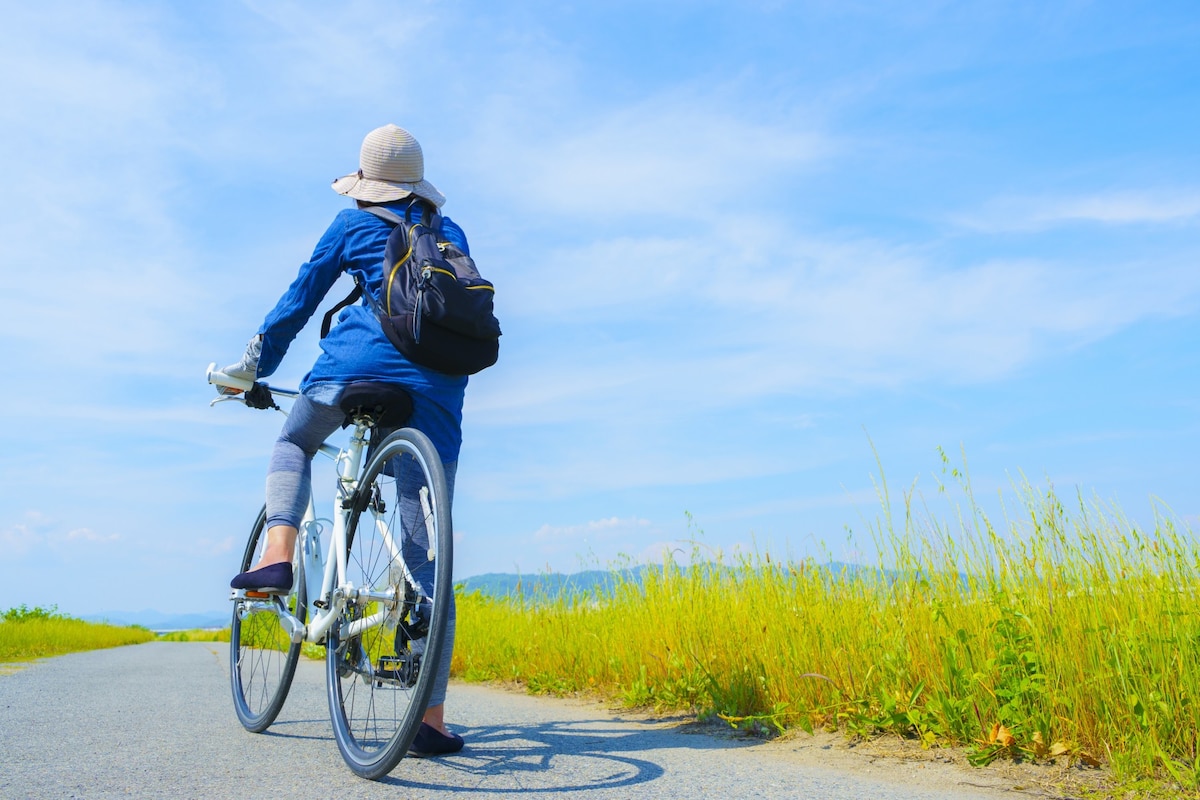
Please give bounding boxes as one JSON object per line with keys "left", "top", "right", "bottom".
{"left": 0, "top": 643, "right": 1024, "bottom": 799}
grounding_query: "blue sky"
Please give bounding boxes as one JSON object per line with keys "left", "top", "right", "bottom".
{"left": 1, "top": 1, "right": 1197, "bottom": 617}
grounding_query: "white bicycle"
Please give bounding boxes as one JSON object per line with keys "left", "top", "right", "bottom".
{"left": 206, "top": 364, "right": 453, "bottom": 780}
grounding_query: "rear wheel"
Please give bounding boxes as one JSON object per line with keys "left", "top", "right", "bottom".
{"left": 230, "top": 506, "right": 305, "bottom": 732}
{"left": 326, "top": 428, "right": 452, "bottom": 780}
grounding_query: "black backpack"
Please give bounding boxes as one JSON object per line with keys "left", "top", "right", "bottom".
{"left": 322, "top": 202, "right": 501, "bottom": 375}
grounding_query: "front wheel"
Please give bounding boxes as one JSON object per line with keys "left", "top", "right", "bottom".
{"left": 326, "top": 427, "right": 453, "bottom": 780}
{"left": 230, "top": 506, "right": 306, "bottom": 732}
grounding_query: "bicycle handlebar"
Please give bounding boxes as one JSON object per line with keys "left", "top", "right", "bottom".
{"left": 206, "top": 364, "right": 337, "bottom": 459}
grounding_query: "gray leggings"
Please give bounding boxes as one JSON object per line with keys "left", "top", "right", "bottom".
{"left": 266, "top": 393, "right": 457, "bottom": 707}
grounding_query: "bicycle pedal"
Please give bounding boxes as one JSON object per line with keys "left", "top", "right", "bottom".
{"left": 230, "top": 589, "right": 274, "bottom": 601}
{"left": 374, "top": 654, "right": 421, "bottom": 688}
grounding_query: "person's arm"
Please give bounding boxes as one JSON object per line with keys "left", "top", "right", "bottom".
{"left": 254, "top": 212, "right": 353, "bottom": 378}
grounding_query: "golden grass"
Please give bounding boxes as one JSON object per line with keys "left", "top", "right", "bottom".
{"left": 453, "top": 456, "right": 1200, "bottom": 790}
{"left": 0, "top": 607, "right": 155, "bottom": 662}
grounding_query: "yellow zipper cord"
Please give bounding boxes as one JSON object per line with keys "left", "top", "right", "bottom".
{"left": 423, "top": 265, "right": 495, "bottom": 292}
{"left": 385, "top": 236, "right": 415, "bottom": 315}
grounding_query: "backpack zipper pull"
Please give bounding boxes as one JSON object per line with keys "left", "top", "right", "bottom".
{"left": 413, "top": 271, "right": 429, "bottom": 343}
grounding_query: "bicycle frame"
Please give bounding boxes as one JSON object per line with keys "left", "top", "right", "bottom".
{"left": 209, "top": 365, "right": 430, "bottom": 649}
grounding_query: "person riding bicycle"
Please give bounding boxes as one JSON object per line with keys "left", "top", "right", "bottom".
{"left": 220, "top": 124, "right": 466, "bottom": 756}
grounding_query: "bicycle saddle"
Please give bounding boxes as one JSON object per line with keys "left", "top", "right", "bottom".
{"left": 338, "top": 382, "right": 414, "bottom": 429}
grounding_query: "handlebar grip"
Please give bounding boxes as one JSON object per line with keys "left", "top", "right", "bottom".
{"left": 206, "top": 362, "right": 254, "bottom": 392}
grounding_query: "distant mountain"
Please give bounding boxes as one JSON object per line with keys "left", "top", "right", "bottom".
{"left": 456, "top": 567, "right": 648, "bottom": 599}
{"left": 455, "top": 561, "right": 911, "bottom": 601}
{"left": 84, "top": 610, "right": 229, "bottom": 631}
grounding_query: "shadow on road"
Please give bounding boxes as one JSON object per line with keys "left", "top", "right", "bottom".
{"left": 377, "top": 716, "right": 750, "bottom": 793}
{"left": 256, "top": 715, "right": 678, "bottom": 791}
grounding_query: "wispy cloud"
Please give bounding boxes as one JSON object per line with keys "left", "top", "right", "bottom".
{"left": 470, "top": 215, "right": 1200, "bottom": 436}
{"left": 2, "top": 512, "right": 124, "bottom": 557}
{"left": 532, "top": 516, "right": 652, "bottom": 542}
{"left": 525, "top": 516, "right": 659, "bottom": 567}
{"left": 0, "top": 513, "right": 48, "bottom": 558}
{"left": 515, "top": 99, "right": 828, "bottom": 220}
{"left": 954, "top": 189, "right": 1200, "bottom": 232}
{"left": 65, "top": 528, "right": 120, "bottom": 544}
{"left": 460, "top": 77, "right": 830, "bottom": 223}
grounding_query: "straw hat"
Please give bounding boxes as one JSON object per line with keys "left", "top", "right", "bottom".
{"left": 331, "top": 124, "right": 445, "bottom": 207}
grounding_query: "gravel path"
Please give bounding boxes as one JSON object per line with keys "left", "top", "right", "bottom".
{"left": 0, "top": 643, "right": 1025, "bottom": 799}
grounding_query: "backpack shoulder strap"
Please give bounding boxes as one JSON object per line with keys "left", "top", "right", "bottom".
{"left": 361, "top": 205, "right": 404, "bottom": 226}
{"left": 362, "top": 200, "right": 441, "bottom": 231}
{"left": 320, "top": 207, "right": 403, "bottom": 338}
{"left": 320, "top": 284, "right": 362, "bottom": 338}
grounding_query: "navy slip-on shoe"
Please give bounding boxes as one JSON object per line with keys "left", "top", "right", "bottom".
{"left": 230, "top": 562, "right": 293, "bottom": 592}
{"left": 409, "top": 723, "right": 464, "bottom": 757}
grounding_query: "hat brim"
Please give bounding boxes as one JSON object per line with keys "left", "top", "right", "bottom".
{"left": 331, "top": 172, "right": 445, "bottom": 207}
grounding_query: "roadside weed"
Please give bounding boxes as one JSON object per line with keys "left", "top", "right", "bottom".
{"left": 454, "top": 453, "right": 1199, "bottom": 791}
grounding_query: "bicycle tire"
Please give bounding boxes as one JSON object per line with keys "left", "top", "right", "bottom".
{"left": 230, "top": 505, "right": 306, "bottom": 733}
{"left": 326, "top": 427, "right": 453, "bottom": 780}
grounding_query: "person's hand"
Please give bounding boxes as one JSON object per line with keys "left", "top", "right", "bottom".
{"left": 217, "top": 335, "right": 262, "bottom": 396}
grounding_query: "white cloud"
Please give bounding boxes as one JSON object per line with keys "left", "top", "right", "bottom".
{"left": 140, "top": 534, "right": 238, "bottom": 559}
{"left": 465, "top": 82, "right": 830, "bottom": 222}
{"left": 523, "top": 516, "right": 660, "bottom": 570}
{"left": 0, "top": 4, "right": 205, "bottom": 235}
{"left": 468, "top": 214, "right": 1200, "bottom": 436}
{"left": 66, "top": 528, "right": 120, "bottom": 544}
{"left": 501, "top": 234, "right": 707, "bottom": 319}
{"left": 0, "top": 512, "right": 126, "bottom": 557}
{"left": 954, "top": 189, "right": 1200, "bottom": 232}
{"left": 522, "top": 102, "right": 826, "bottom": 218}
{"left": 466, "top": 429, "right": 799, "bottom": 502}
{"left": 1, "top": 520, "right": 44, "bottom": 558}
{"left": 533, "top": 516, "right": 652, "bottom": 542}
{"left": 238, "top": 0, "right": 436, "bottom": 107}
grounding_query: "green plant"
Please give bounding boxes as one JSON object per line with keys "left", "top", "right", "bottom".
{"left": 3, "top": 604, "right": 67, "bottom": 623}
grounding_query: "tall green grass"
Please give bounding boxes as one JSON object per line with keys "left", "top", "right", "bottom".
{"left": 453, "top": 454, "right": 1200, "bottom": 787}
{"left": 0, "top": 605, "right": 155, "bottom": 662}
